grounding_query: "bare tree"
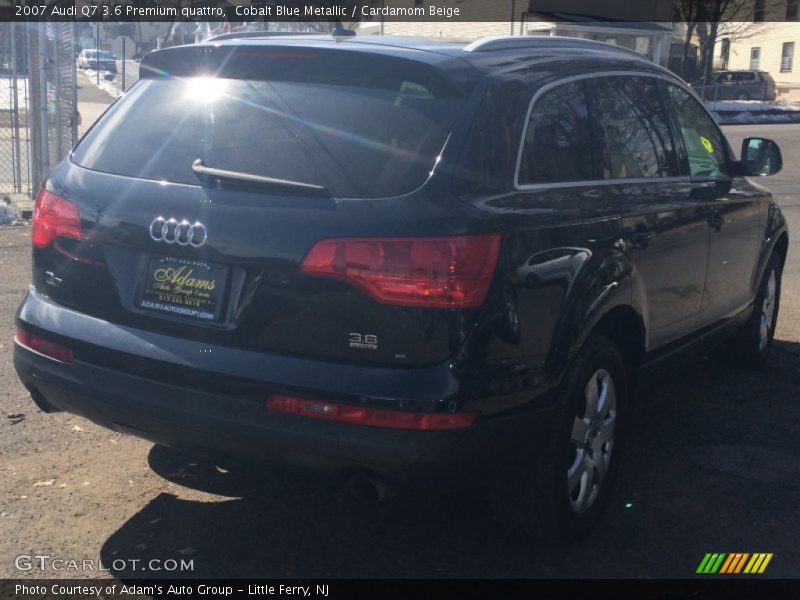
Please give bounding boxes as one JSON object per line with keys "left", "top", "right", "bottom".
{"left": 675, "top": 0, "right": 765, "bottom": 84}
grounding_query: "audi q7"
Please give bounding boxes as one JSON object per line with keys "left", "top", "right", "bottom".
{"left": 14, "top": 35, "right": 787, "bottom": 541}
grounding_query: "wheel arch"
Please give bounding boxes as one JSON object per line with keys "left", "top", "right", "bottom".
{"left": 774, "top": 231, "right": 789, "bottom": 268}
{"left": 588, "top": 305, "right": 646, "bottom": 390}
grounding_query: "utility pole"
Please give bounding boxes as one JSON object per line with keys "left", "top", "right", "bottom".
{"left": 121, "top": 37, "right": 126, "bottom": 92}
{"left": 37, "top": 23, "right": 49, "bottom": 191}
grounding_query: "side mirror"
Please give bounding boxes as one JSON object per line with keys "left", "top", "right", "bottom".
{"left": 741, "top": 137, "right": 782, "bottom": 176}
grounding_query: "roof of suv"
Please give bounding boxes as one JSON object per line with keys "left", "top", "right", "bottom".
{"left": 190, "top": 34, "right": 658, "bottom": 73}
{"left": 140, "top": 34, "right": 673, "bottom": 91}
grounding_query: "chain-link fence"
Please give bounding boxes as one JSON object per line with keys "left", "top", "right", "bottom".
{"left": 693, "top": 83, "right": 776, "bottom": 104}
{"left": 0, "top": 22, "right": 31, "bottom": 197}
{"left": 0, "top": 22, "right": 77, "bottom": 203}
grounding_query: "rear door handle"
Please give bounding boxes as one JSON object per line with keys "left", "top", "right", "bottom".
{"left": 708, "top": 211, "right": 725, "bottom": 232}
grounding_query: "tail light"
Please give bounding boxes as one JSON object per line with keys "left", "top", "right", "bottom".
{"left": 266, "top": 394, "right": 478, "bottom": 431}
{"left": 300, "top": 234, "right": 501, "bottom": 309}
{"left": 16, "top": 329, "right": 74, "bottom": 364}
{"left": 32, "top": 189, "right": 83, "bottom": 248}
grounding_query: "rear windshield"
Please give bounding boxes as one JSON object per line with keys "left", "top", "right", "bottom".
{"left": 72, "top": 64, "right": 464, "bottom": 198}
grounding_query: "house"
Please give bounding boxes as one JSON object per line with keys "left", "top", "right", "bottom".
{"left": 715, "top": 14, "right": 800, "bottom": 101}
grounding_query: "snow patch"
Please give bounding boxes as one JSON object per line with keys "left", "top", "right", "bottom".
{"left": 705, "top": 100, "right": 800, "bottom": 125}
{"left": 707, "top": 100, "right": 800, "bottom": 112}
{"left": 82, "top": 70, "right": 123, "bottom": 99}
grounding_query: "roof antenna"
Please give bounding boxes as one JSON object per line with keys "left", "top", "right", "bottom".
{"left": 331, "top": 19, "right": 356, "bottom": 38}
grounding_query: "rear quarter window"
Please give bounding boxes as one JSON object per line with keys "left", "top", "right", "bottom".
{"left": 517, "top": 80, "right": 597, "bottom": 186}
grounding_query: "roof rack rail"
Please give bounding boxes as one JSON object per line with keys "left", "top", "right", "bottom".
{"left": 463, "top": 35, "right": 645, "bottom": 59}
{"left": 206, "top": 31, "right": 325, "bottom": 42}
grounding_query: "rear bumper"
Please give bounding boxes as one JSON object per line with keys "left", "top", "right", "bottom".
{"left": 14, "top": 290, "right": 555, "bottom": 488}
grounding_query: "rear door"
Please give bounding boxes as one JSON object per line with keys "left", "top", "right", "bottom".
{"left": 759, "top": 72, "right": 777, "bottom": 100}
{"left": 739, "top": 71, "right": 759, "bottom": 99}
{"left": 581, "top": 74, "right": 710, "bottom": 349}
{"left": 665, "top": 84, "right": 762, "bottom": 325}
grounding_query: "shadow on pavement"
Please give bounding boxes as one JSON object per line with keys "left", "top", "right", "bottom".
{"left": 100, "top": 344, "right": 800, "bottom": 579}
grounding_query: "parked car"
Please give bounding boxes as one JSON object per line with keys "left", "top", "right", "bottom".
{"left": 694, "top": 70, "right": 777, "bottom": 101}
{"left": 77, "top": 49, "right": 117, "bottom": 73}
{"left": 15, "top": 35, "right": 787, "bottom": 543}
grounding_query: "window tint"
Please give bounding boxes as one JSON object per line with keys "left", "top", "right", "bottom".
{"left": 666, "top": 85, "right": 729, "bottom": 178}
{"left": 593, "top": 76, "right": 678, "bottom": 179}
{"left": 72, "top": 61, "right": 464, "bottom": 198}
{"left": 518, "top": 81, "right": 595, "bottom": 185}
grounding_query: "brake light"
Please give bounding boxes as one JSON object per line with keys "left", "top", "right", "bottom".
{"left": 32, "top": 189, "right": 83, "bottom": 248}
{"left": 15, "top": 329, "right": 74, "bottom": 364}
{"left": 300, "top": 234, "right": 501, "bottom": 308}
{"left": 266, "top": 395, "right": 478, "bottom": 431}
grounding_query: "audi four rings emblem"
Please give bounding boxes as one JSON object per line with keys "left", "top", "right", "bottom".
{"left": 149, "top": 217, "right": 208, "bottom": 248}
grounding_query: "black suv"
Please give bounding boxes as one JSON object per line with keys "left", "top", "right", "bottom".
{"left": 694, "top": 70, "right": 777, "bottom": 102}
{"left": 14, "top": 35, "right": 787, "bottom": 542}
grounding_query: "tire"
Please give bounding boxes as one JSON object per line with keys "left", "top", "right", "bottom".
{"left": 733, "top": 252, "right": 782, "bottom": 369}
{"left": 492, "top": 334, "right": 628, "bottom": 544}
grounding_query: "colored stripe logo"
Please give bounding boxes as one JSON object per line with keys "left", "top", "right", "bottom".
{"left": 697, "top": 553, "right": 773, "bottom": 574}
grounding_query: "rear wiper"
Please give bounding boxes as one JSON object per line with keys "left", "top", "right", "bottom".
{"left": 191, "top": 159, "right": 330, "bottom": 197}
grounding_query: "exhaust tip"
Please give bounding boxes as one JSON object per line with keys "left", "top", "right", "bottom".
{"left": 345, "top": 472, "right": 394, "bottom": 503}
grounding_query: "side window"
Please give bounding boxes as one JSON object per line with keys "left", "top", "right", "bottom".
{"left": 518, "top": 81, "right": 595, "bottom": 185}
{"left": 592, "top": 76, "right": 678, "bottom": 180}
{"left": 666, "top": 85, "right": 729, "bottom": 178}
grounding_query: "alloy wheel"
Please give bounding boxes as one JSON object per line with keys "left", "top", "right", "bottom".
{"left": 567, "top": 369, "right": 617, "bottom": 514}
{"left": 759, "top": 269, "right": 777, "bottom": 352}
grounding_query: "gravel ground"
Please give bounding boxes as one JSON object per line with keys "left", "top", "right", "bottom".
{"left": 1, "top": 126, "right": 799, "bottom": 580}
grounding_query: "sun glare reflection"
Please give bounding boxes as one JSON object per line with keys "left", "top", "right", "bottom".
{"left": 184, "top": 77, "right": 228, "bottom": 103}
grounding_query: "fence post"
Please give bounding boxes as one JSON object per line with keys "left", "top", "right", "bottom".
{"left": 71, "top": 23, "right": 78, "bottom": 145}
{"left": 54, "top": 24, "right": 62, "bottom": 158}
{"left": 10, "top": 22, "right": 22, "bottom": 194}
{"left": 37, "top": 22, "right": 49, "bottom": 191}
